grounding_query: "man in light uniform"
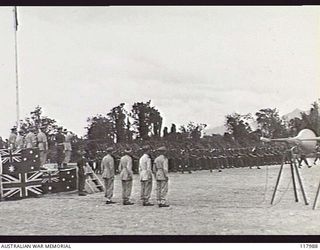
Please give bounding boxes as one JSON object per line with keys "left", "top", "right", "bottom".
{"left": 8, "top": 127, "right": 17, "bottom": 149}
{"left": 153, "top": 146, "right": 170, "bottom": 207}
{"left": 15, "top": 130, "right": 25, "bottom": 149}
{"left": 63, "top": 130, "right": 73, "bottom": 165}
{"left": 119, "top": 148, "right": 134, "bottom": 205}
{"left": 37, "top": 126, "right": 48, "bottom": 166}
{"left": 139, "top": 145, "right": 154, "bottom": 206}
{"left": 25, "top": 127, "right": 37, "bottom": 149}
{"left": 101, "top": 147, "right": 116, "bottom": 204}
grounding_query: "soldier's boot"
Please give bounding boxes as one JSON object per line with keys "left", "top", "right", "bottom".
{"left": 106, "top": 200, "right": 116, "bottom": 204}
{"left": 143, "top": 202, "right": 154, "bottom": 206}
{"left": 123, "top": 201, "right": 134, "bottom": 205}
{"left": 159, "top": 204, "right": 170, "bottom": 207}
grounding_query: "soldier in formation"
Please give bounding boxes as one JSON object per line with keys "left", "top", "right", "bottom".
{"left": 119, "top": 148, "right": 134, "bottom": 205}
{"left": 313, "top": 144, "right": 320, "bottom": 165}
{"left": 100, "top": 147, "right": 116, "bottom": 204}
{"left": 139, "top": 145, "right": 154, "bottom": 206}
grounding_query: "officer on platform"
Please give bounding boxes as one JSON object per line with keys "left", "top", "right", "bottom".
{"left": 8, "top": 127, "right": 17, "bottom": 149}
{"left": 55, "top": 127, "right": 65, "bottom": 168}
{"left": 37, "top": 126, "right": 48, "bottom": 166}
{"left": 15, "top": 130, "right": 25, "bottom": 149}
{"left": 25, "top": 127, "right": 37, "bottom": 149}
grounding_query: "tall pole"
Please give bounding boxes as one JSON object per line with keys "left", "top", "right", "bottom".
{"left": 13, "top": 6, "right": 20, "bottom": 130}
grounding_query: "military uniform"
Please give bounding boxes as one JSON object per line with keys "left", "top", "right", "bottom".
{"left": 101, "top": 152, "right": 115, "bottom": 203}
{"left": 119, "top": 153, "right": 134, "bottom": 205}
{"left": 8, "top": 131, "right": 17, "bottom": 149}
{"left": 15, "top": 133, "right": 24, "bottom": 149}
{"left": 153, "top": 152, "right": 169, "bottom": 207}
{"left": 77, "top": 156, "right": 87, "bottom": 196}
{"left": 63, "top": 132, "right": 73, "bottom": 164}
{"left": 139, "top": 153, "right": 153, "bottom": 205}
{"left": 55, "top": 129, "right": 65, "bottom": 167}
{"left": 25, "top": 131, "right": 37, "bottom": 149}
{"left": 297, "top": 146, "right": 311, "bottom": 168}
{"left": 37, "top": 130, "right": 48, "bottom": 166}
{"left": 314, "top": 145, "right": 320, "bottom": 165}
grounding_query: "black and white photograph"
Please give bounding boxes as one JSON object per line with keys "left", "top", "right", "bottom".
{"left": 0, "top": 6, "right": 320, "bottom": 237}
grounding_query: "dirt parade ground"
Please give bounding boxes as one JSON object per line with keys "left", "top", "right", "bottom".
{"left": 1, "top": 163, "right": 320, "bottom": 235}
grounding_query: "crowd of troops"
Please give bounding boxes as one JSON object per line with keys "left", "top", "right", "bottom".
{"left": 88, "top": 145, "right": 286, "bottom": 175}
{"left": 77, "top": 142, "right": 320, "bottom": 208}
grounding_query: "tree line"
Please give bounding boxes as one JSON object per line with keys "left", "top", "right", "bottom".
{"left": 12, "top": 99, "right": 320, "bottom": 151}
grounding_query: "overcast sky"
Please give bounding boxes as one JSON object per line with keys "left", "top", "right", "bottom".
{"left": 0, "top": 6, "right": 319, "bottom": 138}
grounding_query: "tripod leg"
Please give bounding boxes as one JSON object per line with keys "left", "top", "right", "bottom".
{"left": 293, "top": 159, "right": 309, "bottom": 205}
{"left": 271, "top": 154, "right": 286, "bottom": 205}
{"left": 313, "top": 180, "right": 320, "bottom": 210}
{"left": 290, "top": 161, "right": 299, "bottom": 202}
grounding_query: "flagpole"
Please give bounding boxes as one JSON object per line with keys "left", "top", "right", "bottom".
{"left": 13, "top": 6, "right": 20, "bottom": 130}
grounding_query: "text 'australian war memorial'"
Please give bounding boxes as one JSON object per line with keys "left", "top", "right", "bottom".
{"left": 0, "top": 6, "right": 320, "bottom": 237}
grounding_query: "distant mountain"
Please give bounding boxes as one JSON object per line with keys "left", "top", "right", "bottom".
{"left": 282, "top": 108, "right": 304, "bottom": 121}
{"left": 204, "top": 124, "right": 227, "bottom": 136}
{"left": 204, "top": 108, "right": 306, "bottom": 136}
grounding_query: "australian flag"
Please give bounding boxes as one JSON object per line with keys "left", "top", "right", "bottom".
{"left": 0, "top": 148, "right": 42, "bottom": 200}
{"left": 58, "top": 168, "right": 77, "bottom": 192}
{"left": 0, "top": 148, "right": 40, "bottom": 176}
{"left": 41, "top": 168, "right": 77, "bottom": 194}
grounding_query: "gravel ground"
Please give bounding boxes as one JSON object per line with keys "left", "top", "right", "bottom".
{"left": 1, "top": 163, "right": 320, "bottom": 235}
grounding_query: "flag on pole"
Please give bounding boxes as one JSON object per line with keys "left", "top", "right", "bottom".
{"left": 14, "top": 6, "right": 18, "bottom": 31}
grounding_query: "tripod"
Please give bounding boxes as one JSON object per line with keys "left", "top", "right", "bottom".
{"left": 313, "top": 180, "right": 320, "bottom": 209}
{"left": 271, "top": 147, "right": 309, "bottom": 205}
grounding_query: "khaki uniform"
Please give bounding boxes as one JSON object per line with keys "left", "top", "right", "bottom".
{"left": 15, "top": 135, "right": 24, "bottom": 149}
{"left": 37, "top": 131, "right": 48, "bottom": 166}
{"left": 8, "top": 132, "right": 17, "bottom": 149}
{"left": 153, "top": 155, "right": 169, "bottom": 205}
{"left": 139, "top": 154, "right": 153, "bottom": 203}
{"left": 101, "top": 154, "right": 115, "bottom": 201}
{"left": 25, "top": 132, "right": 37, "bottom": 149}
{"left": 119, "top": 154, "right": 133, "bottom": 203}
{"left": 63, "top": 133, "right": 73, "bottom": 164}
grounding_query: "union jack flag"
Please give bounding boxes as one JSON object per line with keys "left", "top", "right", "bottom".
{"left": 1, "top": 171, "right": 43, "bottom": 200}
{"left": 0, "top": 148, "right": 22, "bottom": 165}
{"left": 41, "top": 170, "right": 60, "bottom": 194}
{"left": 42, "top": 170, "right": 60, "bottom": 184}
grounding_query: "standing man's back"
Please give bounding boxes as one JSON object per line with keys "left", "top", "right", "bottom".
{"left": 139, "top": 145, "right": 154, "bottom": 206}
{"left": 119, "top": 148, "right": 134, "bottom": 205}
{"left": 101, "top": 147, "right": 116, "bottom": 204}
{"left": 154, "top": 146, "right": 170, "bottom": 207}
